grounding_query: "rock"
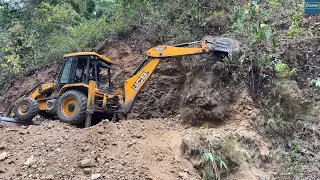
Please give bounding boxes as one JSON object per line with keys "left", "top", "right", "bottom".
{"left": 127, "top": 140, "right": 137, "bottom": 147}
{"left": 0, "top": 167, "right": 6, "bottom": 173}
{"left": 97, "top": 158, "right": 105, "bottom": 165}
{"left": 0, "top": 143, "right": 5, "bottom": 150}
{"left": 48, "top": 124, "right": 55, "bottom": 129}
{"left": 34, "top": 174, "right": 40, "bottom": 179}
{"left": 44, "top": 175, "right": 54, "bottom": 180}
{"left": 90, "top": 173, "right": 101, "bottom": 180}
{"left": 132, "top": 134, "right": 143, "bottom": 138}
{"left": 116, "top": 164, "right": 123, "bottom": 170}
{"left": 79, "top": 158, "right": 95, "bottom": 168}
{"left": 97, "top": 127, "right": 104, "bottom": 134}
{"left": 24, "top": 155, "right": 36, "bottom": 166}
{"left": 6, "top": 128, "right": 18, "bottom": 132}
{"left": 55, "top": 148, "right": 61, "bottom": 152}
{"left": 19, "top": 130, "right": 28, "bottom": 135}
{"left": 0, "top": 152, "right": 8, "bottom": 161}
{"left": 83, "top": 168, "right": 91, "bottom": 175}
{"left": 178, "top": 172, "right": 189, "bottom": 179}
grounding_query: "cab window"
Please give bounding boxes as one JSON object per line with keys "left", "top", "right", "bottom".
{"left": 60, "top": 58, "right": 73, "bottom": 83}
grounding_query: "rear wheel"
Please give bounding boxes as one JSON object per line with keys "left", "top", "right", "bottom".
{"left": 56, "top": 90, "right": 87, "bottom": 125}
{"left": 14, "top": 97, "right": 39, "bottom": 121}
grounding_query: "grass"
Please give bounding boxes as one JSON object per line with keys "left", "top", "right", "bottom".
{"left": 202, "top": 151, "right": 228, "bottom": 180}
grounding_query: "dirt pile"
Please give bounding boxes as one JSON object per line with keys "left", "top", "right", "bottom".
{"left": 0, "top": 119, "right": 201, "bottom": 180}
{"left": 0, "top": 90, "right": 285, "bottom": 180}
{"left": 0, "top": 91, "right": 278, "bottom": 180}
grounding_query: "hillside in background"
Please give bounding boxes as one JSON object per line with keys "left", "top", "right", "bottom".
{"left": 0, "top": 0, "right": 319, "bottom": 179}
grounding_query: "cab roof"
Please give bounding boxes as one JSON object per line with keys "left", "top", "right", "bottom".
{"left": 63, "top": 52, "right": 113, "bottom": 64}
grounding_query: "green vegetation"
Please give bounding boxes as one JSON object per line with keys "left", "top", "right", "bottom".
{"left": 202, "top": 152, "right": 228, "bottom": 180}
{"left": 288, "top": 137, "right": 302, "bottom": 176}
{"left": 186, "top": 135, "right": 245, "bottom": 180}
{"left": 0, "top": 0, "right": 119, "bottom": 90}
{"left": 0, "top": 0, "right": 242, "bottom": 92}
{"left": 312, "top": 78, "right": 320, "bottom": 88}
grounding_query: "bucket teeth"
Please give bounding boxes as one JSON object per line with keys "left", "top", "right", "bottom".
{"left": 212, "top": 39, "right": 232, "bottom": 53}
{"left": 202, "top": 36, "right": 234, "bottom": 56}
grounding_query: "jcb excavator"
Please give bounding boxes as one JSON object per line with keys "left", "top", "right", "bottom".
{"left": 0, "top": 36, "right": 234, "bottom": 127}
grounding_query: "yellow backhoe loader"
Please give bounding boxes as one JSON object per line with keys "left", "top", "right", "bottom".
{"left": 0, "top": 36, "right": 235, "bottom": 127}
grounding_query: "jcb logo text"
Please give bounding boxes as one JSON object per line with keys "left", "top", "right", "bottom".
{"left": 132, "top": 72, "right": 148, "bottom": 91}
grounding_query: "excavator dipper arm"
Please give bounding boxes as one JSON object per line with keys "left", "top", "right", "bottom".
{"left": 121, "top": 37, "right": 233, "bottom": 114}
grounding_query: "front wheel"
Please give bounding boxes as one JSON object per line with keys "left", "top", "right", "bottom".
{"left": 56, "top": 90, "right": 87, "bottom": 125}
{"left": 14, "top": 97, "right": 39, "bottom": 121}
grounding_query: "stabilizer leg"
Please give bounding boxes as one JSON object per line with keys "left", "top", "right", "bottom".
{"left": 85, "top": 80, "right": 96, "bottom": 128}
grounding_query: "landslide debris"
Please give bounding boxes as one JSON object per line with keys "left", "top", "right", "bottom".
{"left": 0, "top": 119, "right": 202, "bottom": 180}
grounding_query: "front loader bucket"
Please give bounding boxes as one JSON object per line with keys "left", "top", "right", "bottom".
{"left": 0, "top": 115, "right": 40, "bottom": 125}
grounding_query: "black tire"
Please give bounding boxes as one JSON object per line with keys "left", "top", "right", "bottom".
{"left": 14, "top": 97, "right": 39, "bottom": 121}
{"left": 56, "top": 90, "right": 87, "bottom": 125}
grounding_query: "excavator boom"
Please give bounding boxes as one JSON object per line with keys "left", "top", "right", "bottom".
{"left": 121, "top": 37, "right": 234, "bottom": 114}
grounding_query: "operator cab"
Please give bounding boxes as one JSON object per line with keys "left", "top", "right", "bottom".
{"left": 56, "top": 52, "right": 113, "bottom": 93}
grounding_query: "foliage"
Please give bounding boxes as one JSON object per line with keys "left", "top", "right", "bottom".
{"left": 268, "top": 0, "right": 282, "bottom": 11}
{"left": 311, "top": 78, "right": 320, "bottom": 88}
{"left": 192, "top": 135, "right": 246, "bottom": 180}
{"left": 267, "top": 115, "right": 294, "bottom": 136}
{"left": 288, "top": 137, "right": 302, "bottom": 175}
{"left": 202, "top": 152, "right": 228, "bottom": 180}
{"left": 0, "top": 0, "right": 245, "bottom": 93}
{"left": 287, "top": 12, "right": 303, "bottom": 39}
{"left": 272, "top": 60, "right": 296, "bottom": 79}
{"left": 221, "top": 136, "right": 245, "bottom": 165}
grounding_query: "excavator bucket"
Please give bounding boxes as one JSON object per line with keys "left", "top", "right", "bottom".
{"left": 203, "top": 36, "right": 239, "bottom": 57}
{"left": 212, "top": 39, "right": 232, "bottom": 53}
